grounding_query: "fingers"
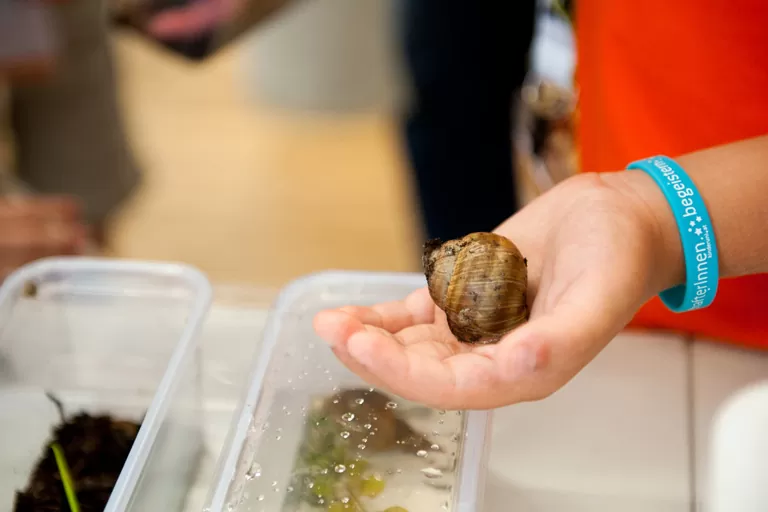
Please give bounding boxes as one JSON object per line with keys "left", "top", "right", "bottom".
{"left": 313, "top": 310, "right": 391, "bottom": 389}
{"left": 146, "top": 0, "right": 235, "bottom": 39}
{"left": 336, "top": 287, "right": 436, "bottom": 334}
{"left": 0, "top": 196, "right": 81, "bottom": 222}
{"left": 473, "top": 299, "right": 626, "bottom": 408}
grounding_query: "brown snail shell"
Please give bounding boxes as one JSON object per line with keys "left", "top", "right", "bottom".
{"left": 422, "top": 232, "right": 529, "bottom": 344}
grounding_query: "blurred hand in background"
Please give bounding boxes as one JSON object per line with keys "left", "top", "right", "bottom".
{"left": 0, "top": 196, "right": 88, "bottom": 279}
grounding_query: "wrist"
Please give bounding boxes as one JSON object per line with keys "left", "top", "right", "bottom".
{"left": 600, "top": 170, "right": 686, "bottom": 295}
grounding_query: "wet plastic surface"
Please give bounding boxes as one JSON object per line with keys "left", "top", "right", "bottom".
{"left": 0, "top": 257, "right": 212, "bottom": 512}
{"left": 206, "top": 271, "right": 491, "bottom": 512}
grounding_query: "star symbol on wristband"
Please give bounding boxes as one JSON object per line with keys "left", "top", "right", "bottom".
{"left": 696, "top": 216, "right": 702, "bottom": 222}
{"left": 690, "top": 221, "right": 696, "bottom": 227}
{"left": 695, "top": 228, "right": 703, "bottom": 236}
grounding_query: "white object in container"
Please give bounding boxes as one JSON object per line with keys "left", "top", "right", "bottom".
{"left": 0, "top": 257, "right": 212, "bottom": 511}
{"left": 205, "top": 270, "right": 491, "bottom": 512}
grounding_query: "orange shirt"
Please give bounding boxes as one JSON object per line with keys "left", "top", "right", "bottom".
{"left": 575, "top": 1, "right": 768, "bottom": 349}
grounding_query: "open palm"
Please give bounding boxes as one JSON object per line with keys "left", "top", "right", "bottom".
{"left": 314, "top": 174, "right": 665, "bottom": 410}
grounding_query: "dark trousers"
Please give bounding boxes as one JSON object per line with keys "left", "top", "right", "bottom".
{"left": 400, "top": 0, "right": 536, "bottom": 242}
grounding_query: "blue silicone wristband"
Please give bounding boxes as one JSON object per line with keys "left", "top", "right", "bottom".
{"left": 626, "top": 155, "right": 719, "bottom": 313}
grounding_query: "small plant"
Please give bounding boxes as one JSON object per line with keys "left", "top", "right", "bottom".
{"left": 51, "top": 442, "right": 81, "bottom": 512}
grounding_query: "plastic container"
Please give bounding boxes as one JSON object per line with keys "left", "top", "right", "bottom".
{"left": 0, "top": 257, "right": 212, "bottom": 511}
{"left": 206, "top": 271, "right": 492, "bottom": 512}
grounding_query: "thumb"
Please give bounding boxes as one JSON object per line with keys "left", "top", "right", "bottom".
{"left": 478, "top": 296, "right": 632, "bottom": 405}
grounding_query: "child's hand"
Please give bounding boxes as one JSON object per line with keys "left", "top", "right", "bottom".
{"left": 314, "top": 172, "right": 682, "bottom": 410}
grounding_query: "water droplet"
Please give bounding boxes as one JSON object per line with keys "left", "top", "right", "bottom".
{"left": 431, "top": 443, "right": 440, "bottom": 451}
{"left": 368, "top": 387, "right": 374, "bottom": 392}
{"left": 332, "top": 385, "right": 340, "bottom": 391}
{"left": 287, "top": 485, "right": 294, "bottom": 493}
{"left": 416, "top": 449, "right": 428, "bottom": 457}
{"left": 354, "top": 398, "right": 365, "bottom": 405}
{"left": 308, "top": 342, "right": 315, "bottom": 349}
{"left": 341, "top": 412, "right": 356, "bottom": 422}
{"left": 318, "top": 498, "right": 325, "bottom": 505}
{"left": 324, "top": 369, "right": 331, "bottom": 374}
{"left": 385, "top": 401, "right": 398, "bottom": 409}
{"left": 308, "top": 482, "right": 315, "bottom": 489}
{"left": 438, "top": 410, "right": 446, "bottom": 415}
{"left": 364, "top": 423, "right": 372, "bottom": 430}
{"left": 287, "top": 378, "right": 293, "bottom": 384}
{"left": 362, "top": 437, "right": 368, "bottom": 443}
{"left": 341, "top": 497, "right": 350, "bottom": 504}
{"left": 396, "top": 468, "right": 403, "bottom": 474}
{"left": 442, "top": 500, "right": 450, "bottom": 510}
{"left": 272, "top": 480, "right": 278, "bottom": 487}
{"left": 432, "top": 430, "right": 439, "bottom": 436}
{"left": 335, "top": 464, "right": 347, "bottom": 473}
{"left": 321, "top": 468, "right": 329, "bottom": 475}
{"left": 303, "top": 355, "right": 309, "bottom": 361}
{"left": 358, "top": 444, "right": 366, "bottom": 450}
{"left": 438, "top": 420, "right": 444, "bottom": 425}
{"left": 421, "top": 467, "right": 443, "bottom": 479}
{"left": 260, "top": 422, "right": 269, "bottom": 432}
{"left": 246, "top": 462, "right": 262, "bottom": 480}
{"left": 297, "top": 374, "right": 304, "bottom": 380}
{"left": 257, "top": 494, "right": 265, "bottom": 502}
{"left": 332, "top": 399, "right": 340, "bottom": 404}
{"left": 340, "top": 431, "right": 351, "bottom": 439}
{"left": 275, "top": 435, "right": 282, "bottom": 441}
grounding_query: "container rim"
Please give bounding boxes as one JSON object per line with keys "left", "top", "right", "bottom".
{"left": 0, "top": 256, "right": 214, "bottom": 511}
{"left": 206, "top": 269, "right": 491, "bottom": 512}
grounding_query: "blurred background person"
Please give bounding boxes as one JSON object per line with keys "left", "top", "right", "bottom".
{"left": 1, "top": 0, "right": 142, "bottom": 262}
{"left": 400, "top": 0, "right": 537, "bottom": 242}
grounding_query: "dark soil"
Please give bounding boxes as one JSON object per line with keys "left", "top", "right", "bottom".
{"left": 13, "top": 412, "right": 142, "bottom": 512}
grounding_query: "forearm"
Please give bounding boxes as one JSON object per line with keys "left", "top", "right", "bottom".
{"left": 605, "top": 135, "right": 768, "bottom": 292}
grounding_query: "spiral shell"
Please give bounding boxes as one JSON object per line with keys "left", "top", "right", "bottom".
{"left": 422, "top": 232, "right": 529, "bottom": 344}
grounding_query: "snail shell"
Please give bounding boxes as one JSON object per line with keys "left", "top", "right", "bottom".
{"left": 422, "top": 232, "right": 529, "bottom": 344}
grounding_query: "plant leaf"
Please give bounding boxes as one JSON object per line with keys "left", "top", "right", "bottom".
{"left": 51, "top": 442, "right": 81, "bottom": 512}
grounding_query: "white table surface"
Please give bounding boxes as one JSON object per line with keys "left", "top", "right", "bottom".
{"left": 191, "top": 287, "right": 768, "bottom": 512}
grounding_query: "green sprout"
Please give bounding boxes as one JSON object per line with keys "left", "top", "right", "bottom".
{"left": 51, "top": 442, "right": 81, "bottom": 512}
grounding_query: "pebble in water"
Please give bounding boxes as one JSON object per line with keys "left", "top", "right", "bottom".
{"left": 421, "top": 467, "right": 443, "bottom": 479}
{"left": 245, "top": 462, "right": 262, "bottom": 480}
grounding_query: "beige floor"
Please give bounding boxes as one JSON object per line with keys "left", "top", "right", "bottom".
{"left": 109, "top": 29, "right": 423, "bottom": 288}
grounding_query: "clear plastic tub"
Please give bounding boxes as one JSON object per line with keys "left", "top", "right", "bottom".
{"left": 205, "top": 271, "right": 492, "bottom": 512}
{"left": 0, "top": 257, "right": 212, "bottom": 511}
